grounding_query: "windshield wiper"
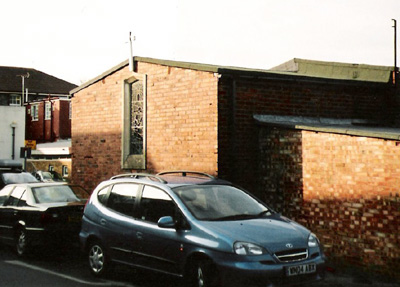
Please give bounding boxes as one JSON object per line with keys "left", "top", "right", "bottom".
{"left": 208, "top": 209, "right": 273, "bottom": 221}
{"left": 257, "top": 210, "right": 272, "bottom": 217}
{"left": 209, "top": 214, "right": 258, "bottom": 221}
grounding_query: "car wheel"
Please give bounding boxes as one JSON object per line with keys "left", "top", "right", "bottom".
{"left": 15, "top": 229, "right": 29, "bottom": 257}
{"left": 88, "top": 241, "right": 110, "bottom": 277}
{"left": 188, "top": 260, "right": 218, "bottom": 287}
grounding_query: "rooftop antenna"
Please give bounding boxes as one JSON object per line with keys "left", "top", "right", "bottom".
{"left": 129, "top": 32, "right": 135, "bottom": 72}
{"left": 393, "top": 19, "right": 398, "bottom": 84}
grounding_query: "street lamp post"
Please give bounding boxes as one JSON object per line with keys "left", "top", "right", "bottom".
{"left": 10, "top": 122, "right": 17, "bottom": 160}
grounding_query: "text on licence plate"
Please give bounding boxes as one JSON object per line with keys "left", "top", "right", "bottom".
{"left": 286, "top": 263, "right": 316, "bottom": 276}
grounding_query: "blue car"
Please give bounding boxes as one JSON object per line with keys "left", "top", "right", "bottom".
{"left": 80, "top": 171, "right": 325, "bottom": 287}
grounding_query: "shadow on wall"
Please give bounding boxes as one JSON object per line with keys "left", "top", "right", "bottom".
{"left": 257, "top": 127, "right": 400, "bottom": 278}
{"left": 300, "top": 196, "right": 400, "bottom": 278}
{"left": 71, "top": 130, "right": 218, "bottom": 193}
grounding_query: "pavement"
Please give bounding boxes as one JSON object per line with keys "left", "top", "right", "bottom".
{"left": 320, "top": 265, "right": 400, "bottom": 287}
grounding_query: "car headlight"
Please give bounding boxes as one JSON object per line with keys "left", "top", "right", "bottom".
{"left": 308, "top": 233, "right": 320, "bottom": 248}
{"left": 234, "top": 242, "right": 266, "bottom": 255}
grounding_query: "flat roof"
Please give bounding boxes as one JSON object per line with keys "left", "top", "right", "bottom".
{"left": 270, "top": 58, "right": 393, "bottom": 83}
{"left": 70, "top": 57, "right": 393, "bottom": 95}
{"left": 254, "top": 115, "right": 400, "bottom": 141}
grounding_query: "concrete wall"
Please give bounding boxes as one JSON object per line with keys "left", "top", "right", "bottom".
{"left": 0, "top": 106, "right": 25, "bottom": 162}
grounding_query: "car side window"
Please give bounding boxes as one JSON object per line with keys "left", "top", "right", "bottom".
{"left": 6, "top": 187, "right": 26, "bottom": 206}
{"left": 0, "top": 185, "right": 14, "bottom": 205}
{"left": 139, "top": 186, "right": 175, "bottom": 224}
{"left": 107, "top": 183, "right": 139, "bottom": 216}
{"left": 97, "top": 187, "right": 109, "bottom": 205}
{"left": 17, "top": 191, "right": 28, "bottom": 207}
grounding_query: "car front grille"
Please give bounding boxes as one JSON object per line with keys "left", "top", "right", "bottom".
{"left": 274, "top": 248, "right": 308, "bottom": 262}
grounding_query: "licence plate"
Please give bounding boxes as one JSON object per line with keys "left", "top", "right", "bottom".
{"left": 286, "top": 263, "right": 316, "bottom": 276}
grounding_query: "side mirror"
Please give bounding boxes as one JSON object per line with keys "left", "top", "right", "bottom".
{"left": 157, "top": 216, "right": 175, "bottom": 228}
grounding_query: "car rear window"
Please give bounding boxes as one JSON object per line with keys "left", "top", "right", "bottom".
{"left": 1, "top": 172, "right": 38, "bottom": 184}
{"left": 32, "top": 185, "right": 89, "bottom": 203}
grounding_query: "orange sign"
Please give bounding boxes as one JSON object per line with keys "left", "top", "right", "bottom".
{"left": 25, "top": 140, "right": 36, "bottom": 150}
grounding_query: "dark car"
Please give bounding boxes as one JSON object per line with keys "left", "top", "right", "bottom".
{"left": 0, "top": 182, "right": 90, "bottom": 256}
{"left": 80, "top": 171, "right": 326, "bottom": 287}
{"left": 0, "top": 159, "right": 38, "bottom": 189}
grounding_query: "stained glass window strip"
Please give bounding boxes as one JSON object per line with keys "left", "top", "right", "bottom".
{"left": 130, "top": 80, "right": 144, "bottom": 155}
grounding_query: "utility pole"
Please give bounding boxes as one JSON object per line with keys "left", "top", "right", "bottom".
{"left": 17, "top": 72, "right": 30, "bottom": 104}
{"left": 129, "top": 32, "right": 135, "bottom": 72}
{"left": 393, "top": 19, "right": 398, "bottom": 85}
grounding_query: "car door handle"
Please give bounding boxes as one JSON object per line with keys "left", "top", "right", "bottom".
{"left": 136, "top": 232, "right": 143, "bottom": 240}
{"left": 100, "top": 219, "right": 107, "bottom": 226}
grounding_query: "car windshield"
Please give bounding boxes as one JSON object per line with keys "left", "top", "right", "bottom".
{"left": 1, "top": 172, "right": 38, "bottom": 184}
{"left": 32, "top": 185, "right": 89, "bottom": 203}
{"left": 173, "top": 185, "right": 271, "bottom": 221}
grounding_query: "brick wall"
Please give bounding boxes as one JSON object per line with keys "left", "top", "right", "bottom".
{"left": 258, "top": 127, "right": 303, "bottom": 219}
{"left": 301, "top": 131, "right": 400, "bottom": 276}
{"left": 217, "top": 75, "right": 393, "bottom": 194}
{"left": 72, "top": 68, "right": 127, "bottom": 190}
{"left": 258, "top": 127, "right": 400, "bottom": 276}
{"left": 72, "top": 62, "right": 218, "bottom": 191}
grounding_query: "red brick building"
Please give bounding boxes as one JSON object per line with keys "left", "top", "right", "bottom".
{"left": 25, "top": 98, "right": 71, "bottom": 143}
{"left": 25, "top": 98, "right": 72, "bottom": 180}
{"left": 70, "top": 57, "right": 399, "bottom": 276}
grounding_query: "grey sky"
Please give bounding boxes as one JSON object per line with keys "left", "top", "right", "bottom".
{"left": 1, "top": 0, "right": 399, "bottom": 85}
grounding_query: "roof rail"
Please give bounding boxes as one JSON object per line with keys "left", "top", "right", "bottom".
{"left": 157, "top": 171, "right": 216, "bottom": 180}
{"left": 110, "top": 173, "right": 167, "bottom": 184}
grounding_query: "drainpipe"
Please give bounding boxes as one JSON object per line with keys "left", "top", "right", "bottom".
{"left": 10, "top": 122, "right": 17, "bottom": 160}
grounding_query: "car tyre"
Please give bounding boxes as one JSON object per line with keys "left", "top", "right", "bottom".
{"left": 88, "top": 241, "right": 111, "bottom": 277}
{"left": 15, "top": 228, "right": 29, "bottom": 257}
{"left": 187, "top": 260, "right": 218, "bottom": 287}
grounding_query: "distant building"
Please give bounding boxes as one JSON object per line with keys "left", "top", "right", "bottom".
{"left": 0, "top": 65, "right": 76, "bottom": 178}
{"left": 0, "top": 66, "right": 76, "bottom": 105}
{"left": 25, "top": 98, "right": 71, "bottom": 143}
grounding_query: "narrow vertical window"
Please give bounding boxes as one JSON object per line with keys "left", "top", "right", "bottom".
{"left": 130, "top": 80, "right": 144, "bottom": 155}
{"left": 45, "top": 102, "right": 51, "bottom": 120}
{"left": 31, "top": 104, "right": 39, "bottom": 121}
{"left": 122, "top": 74, "right": 147, "bottom": 170}
{"left": 62, "top": 165, "right": 68, "bottom": 177}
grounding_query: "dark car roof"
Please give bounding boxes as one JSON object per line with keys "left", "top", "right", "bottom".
{"left": 0, "top": 159, "right": 23, "bottom": 170}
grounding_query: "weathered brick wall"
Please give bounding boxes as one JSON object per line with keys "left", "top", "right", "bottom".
{"left": 143, "top": 63, "right": 218, "bottom": 174}
{"left": 258, "top": 128, "right": 303, "bottom": 219}
{"left": 300, "top": 131, "right": 400, "bottom": 276}
{"left": 258, "top": 127, "right": 400, "bottom": 276}
{"left": 72, "top": 62, "right": 218, "bottom": 191}
{"left": 218, "top": 75, "right": 393, "bottom": 195}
